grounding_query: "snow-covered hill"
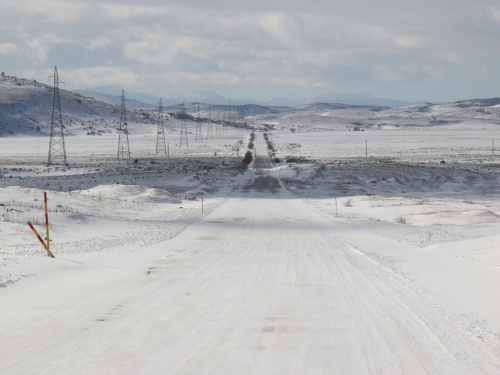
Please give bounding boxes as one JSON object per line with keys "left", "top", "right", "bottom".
{"left": 74, "top": 85, "right": 161, "bottom": 105}
{"left": 264, "top": 93, "right": 409, "bottom": 107}
{"left": 3, "top": 72, "right": 500, "bottom": 137}
{"left": 251, "top": 100, "right": 500, "bottom": 133}
{"left": 72, "top": 90, "right": 156, "bottom": 109}
{"left": 309, "top": 93, "right": 409, "bottom": 107}
{"left": 0, "top": 75, "right": 159, "bottom": 137}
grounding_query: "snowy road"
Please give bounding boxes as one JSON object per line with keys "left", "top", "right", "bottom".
{"left": 1, "top": 173, "right": 499, "bottom": 373}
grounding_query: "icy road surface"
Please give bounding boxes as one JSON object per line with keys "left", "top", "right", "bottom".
{"left": 1, "top": 176, "right": 498, "bottom": 374}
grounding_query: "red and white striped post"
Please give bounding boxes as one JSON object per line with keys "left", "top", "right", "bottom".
{"left": 44, "top": 192, "right": 50, "bottom": 255}
{"left": 26, "top": 191, "right": 55, "bottom": 258}
{"left": 27, "top": 222, "right": 54, "bottom": 258}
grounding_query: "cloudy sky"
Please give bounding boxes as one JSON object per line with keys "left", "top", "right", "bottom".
{"left": 1, "top": 0, "right": 500, "bottom": 102}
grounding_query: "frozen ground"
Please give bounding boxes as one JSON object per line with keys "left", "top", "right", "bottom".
{"left": 0, "top": 131, "right": 247, "bottom": 288}
{"left": 1, "top": 123, "right": 500, "bottom": 373}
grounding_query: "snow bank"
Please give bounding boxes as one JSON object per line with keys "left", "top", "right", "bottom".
{"left": 79, "top": 184, "right": 179, "bottom": 203}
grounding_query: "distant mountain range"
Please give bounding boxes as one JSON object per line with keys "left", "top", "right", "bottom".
{"left": 74, "top": 85, "right": 410, "bottom": 108}
{"left": 4, "top": 73, "right": 500, "bottom": 138}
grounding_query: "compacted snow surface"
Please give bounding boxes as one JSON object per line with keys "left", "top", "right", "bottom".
{"left": 1, "top": 123, "right": 500, "bottom": 373}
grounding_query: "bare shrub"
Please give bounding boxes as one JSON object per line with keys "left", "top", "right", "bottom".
{"left": 242, "top": 151, "right": 253, "bottom": 165}
{"left": 282, "top": 142, "right": 301, "bottom": 154}
{"left": 427, "top": 230, "right": 433, "bottom": 243}
{"left": 416, "top": 198, "right": 430, "bottom": 205}
{"left": 394, "top": 211, "right": 408, "bottom": 224}
{"left": 343, "top": 198, "right": 353, "bottom": 207}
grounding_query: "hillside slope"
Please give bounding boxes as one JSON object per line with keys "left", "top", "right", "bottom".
{"left": 0, "top": 75, "right": 158, "bottom": 137}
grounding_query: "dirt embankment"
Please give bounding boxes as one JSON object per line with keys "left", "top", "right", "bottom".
{"left": 263, "top": 133, "right": 279, "bottom": 163}
{"left": 242, "top": 132, "right": 256, "bottom": 165}
{"left": 248, "top": 132, "right": 255, "bottom": 150}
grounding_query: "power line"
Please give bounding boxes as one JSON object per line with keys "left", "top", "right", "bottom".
{"left": 117, "top": 89, "right": 130, "bottom": 159}
{"left": 47, "top": 66, "right": 67, "bottom": 166}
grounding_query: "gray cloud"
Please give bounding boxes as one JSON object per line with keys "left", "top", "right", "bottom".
{"left": 1, "top": 0, "right": 500, "bottom": 101}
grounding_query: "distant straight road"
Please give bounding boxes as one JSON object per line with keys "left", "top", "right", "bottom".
{"left": 253, "top": 132, "right": 274, "bottom": 169}
{"left": 0, "top": 168, "right": 498, "bottom": 373}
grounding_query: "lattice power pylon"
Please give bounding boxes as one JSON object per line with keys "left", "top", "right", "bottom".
{"left": 47, "top": 66, "right": 67, "bottom": 166}
{"left": 216, "top": 122, "right": 223, "bottom": 137}
{"left": 195, "top": 104, "right": 203, "bottom": 143}
{"left": 206, "top": 107, "right": 213, "bottom": 139}
{"left": 179, "top": 103, "right": 188, "bottom": 148}
{"left": 214, "top": 108, "right": 223, "bottom": 137}
{"left": 117, "top": 89, "right": 130, "bottom": 159}
{"left": 156, "top": 98, "right": 167, "bottom": 157}
{"left": 207, "top": 122, "right": 213, "bottom": 139}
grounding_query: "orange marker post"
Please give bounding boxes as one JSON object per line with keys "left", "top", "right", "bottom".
{"left": 44, "top": 192, "right": 50, "bottom": 255}
{"left": 27, "top": 222, "right": 54, "bottom": 258}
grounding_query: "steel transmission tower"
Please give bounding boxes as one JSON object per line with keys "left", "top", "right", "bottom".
{"left": 207, "top": 107, "right": 213, "bottom": 139}
{"left": 156, "top": 98, "right": 167, "bottom": 157}
{"left": 214, "top": 107, "right": 222, "bottom": 137}
{"left": 117, "top": 89, "right": 130, "bottom": 159}
{"left": 216, "top": 122, "right": 223, "bottom": 137}
{"left": 225, "top": 101, "right": 229, "bottom": 134}
{"left": 47, "top": 66, "right": 67, "bottom": 166}
{"left": 179, "top": 103, "right": 188, "bottom": 148}
{"left": 195, "top": 104, "right": 203, "bottom": 143}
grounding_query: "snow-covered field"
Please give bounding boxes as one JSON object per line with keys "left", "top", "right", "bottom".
{"left": 2, "top": 106, "right": 500, "bottom": 372}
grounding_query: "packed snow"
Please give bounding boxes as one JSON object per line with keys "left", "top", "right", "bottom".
{"left": 1, "top": 77, "right": 500, "bottom": 373}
